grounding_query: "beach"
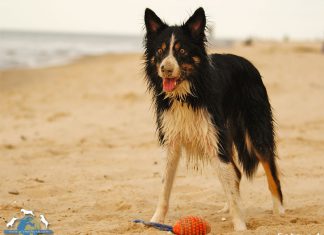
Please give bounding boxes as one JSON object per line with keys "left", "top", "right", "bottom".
{"left": 0, "top": 41, "right": 324, "bottom": 234}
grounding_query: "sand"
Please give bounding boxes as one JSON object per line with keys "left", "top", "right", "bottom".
{"left": 0, "top": 42, "right": 324, "bottom": 234}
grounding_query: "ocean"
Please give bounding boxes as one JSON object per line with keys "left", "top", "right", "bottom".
{"left": 0, "top": 31, "right": 143, "bottom": 70}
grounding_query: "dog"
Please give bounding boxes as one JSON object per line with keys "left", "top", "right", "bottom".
{"left": 143, "top": 7, "right": 284, "bottom": 231}
{"left": 21, "top": 209, "right": 34, "bottom": 216}
{"left": 6, "top": 217, "right": 18, "bottom": 228}
{"left": 40, "top": 214, "right": 49, "bottom": 229}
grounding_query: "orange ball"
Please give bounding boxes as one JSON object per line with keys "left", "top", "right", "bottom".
{"left": 172, "top": 216, "right": 211, "bottom": 235}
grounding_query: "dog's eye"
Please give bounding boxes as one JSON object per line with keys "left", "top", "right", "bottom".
{"left": 157, "top": 49, "right": 163, "bottom": 55}
{"left": 180, "top": 49, "right": 186, "bottom": 54}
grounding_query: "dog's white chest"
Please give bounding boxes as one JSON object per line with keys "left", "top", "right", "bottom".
{"left": 161, "top": 101, "right": 218, "bottom": 161}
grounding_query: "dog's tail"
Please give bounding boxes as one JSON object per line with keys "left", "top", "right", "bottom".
{"left": 232, "top": 106, "right": 283, "bottom": 204}
{"left": 232, "top": 121, "right": 261, "bottom": 179}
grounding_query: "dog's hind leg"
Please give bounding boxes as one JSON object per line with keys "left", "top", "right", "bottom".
{"left": 217, "top": 202, "right": 229, "bottom": 213}
{"left": 150, "top": 143, "right": 181, "bottom": 223}
{"left": 217, "top": 143, "right": 242, "bottom": 215}
{"left": 212, "top": 158, "right": 246, "bottom": 231}
{"left": 246, "top": 125, "right": 285, "bottom": 214}
{"left": 217, "top": 159, "right": 241, "bottom": 214}
{"left": 257, "top": 153, "right": 285, "bottom": 214}
{"left": 212, "top": 129, "right": 246, "bottom": 231}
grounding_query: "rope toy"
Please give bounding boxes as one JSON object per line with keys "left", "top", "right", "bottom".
{"left": 133, "top": 216, "right": 211, "bottom": 235}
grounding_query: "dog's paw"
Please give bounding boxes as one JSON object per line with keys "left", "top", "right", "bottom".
{"left": 217, "top": 203, "right": 229, "bottom": 213}
{"left": 150, "top": 212, "right": 165, "bottom": 223}
{"left": 233, "top": 218, "right": 247, "bottom": 231}
{"left": 273, "top": 204, "right": 285, "bottom": 215}
{"left": 272, "top": 197, "right": 285, "bottom": 215}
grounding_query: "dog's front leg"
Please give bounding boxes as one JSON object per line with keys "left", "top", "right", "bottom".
{"left": 150, "top": 143, "right": 181, "bottom": 223}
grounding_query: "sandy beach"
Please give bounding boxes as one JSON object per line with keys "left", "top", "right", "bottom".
{"left": 1, "top": 42, "right": 324, "bottom": 234}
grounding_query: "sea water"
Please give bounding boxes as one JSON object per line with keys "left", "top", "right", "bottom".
{"left": 0, "top": 30, "right": 143, "bottom": 70}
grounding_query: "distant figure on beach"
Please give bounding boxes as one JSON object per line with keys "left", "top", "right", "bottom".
{"left": 243, "top": 37, "right": 253, "bottom": 46}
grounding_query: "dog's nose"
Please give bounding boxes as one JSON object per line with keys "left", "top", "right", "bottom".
{"left": 161, "top": 65, "right": 174, "bottom": 77}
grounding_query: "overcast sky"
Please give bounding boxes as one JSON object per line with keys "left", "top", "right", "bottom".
{"left": 0, "top": 0, "right": 324, "bottom": 40}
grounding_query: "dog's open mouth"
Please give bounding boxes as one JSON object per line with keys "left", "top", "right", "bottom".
{"left": 162, "top": 77, "right": 182, "bottom": 92}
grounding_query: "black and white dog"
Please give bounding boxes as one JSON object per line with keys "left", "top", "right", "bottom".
{"left": 143, "top": 8, "right": 284, "bottom": 231}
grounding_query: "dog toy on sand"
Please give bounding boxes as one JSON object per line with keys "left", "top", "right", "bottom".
{"left": 133, "top": 216, "right": 211, "bottom": 235}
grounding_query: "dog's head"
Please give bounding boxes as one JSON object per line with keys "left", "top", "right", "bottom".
{"left": 144, "top": 8, "right": 207, "bottom": 98}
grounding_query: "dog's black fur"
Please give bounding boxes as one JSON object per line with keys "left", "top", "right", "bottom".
{"left": 144, "top": 7, "right": 283, "bottom": 203}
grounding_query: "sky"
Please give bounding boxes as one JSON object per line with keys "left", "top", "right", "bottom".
{"left": 0, "top": 0, "right": 324, "bottom": 40}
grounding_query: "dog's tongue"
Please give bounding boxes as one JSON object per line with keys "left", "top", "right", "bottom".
{"left": 163, "top": 78, "right": 177, "bottom": 92}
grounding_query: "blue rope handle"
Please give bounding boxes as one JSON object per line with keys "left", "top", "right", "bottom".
{"left": 133, "top": 219, "right": 173, "bottom": 232}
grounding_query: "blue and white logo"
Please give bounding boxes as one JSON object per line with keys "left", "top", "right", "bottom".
{"left": 4, "top": 209, "right": 53, "bottom": 235}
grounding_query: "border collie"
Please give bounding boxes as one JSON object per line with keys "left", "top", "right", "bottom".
{"left": 143, "top": 7, "right": 284, "bottom": 231}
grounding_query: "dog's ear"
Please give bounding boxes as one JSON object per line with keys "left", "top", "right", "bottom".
{"left": 145, "top": 8, "right": 167, "bottom": 36}
{"left": 183, "top": 7, "right": 206, "bottom": 41}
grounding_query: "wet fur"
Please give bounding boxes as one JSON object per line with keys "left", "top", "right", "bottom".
{"left": 144, "top": 7, "right": 284, "bottom": 231}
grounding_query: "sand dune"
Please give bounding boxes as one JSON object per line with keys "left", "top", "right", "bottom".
{"left": 0, "top": 42, "right": 324, "bottom": 234}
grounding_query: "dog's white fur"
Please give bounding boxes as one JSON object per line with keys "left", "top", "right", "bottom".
{"left": 158, "top": 34, "right": 180, "bottom": 79}
{"left": 161, "top": 101, "right": 218, "bottom": 165}
{"left": 150, "top": 100, "right": 247, "bottom": 231}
